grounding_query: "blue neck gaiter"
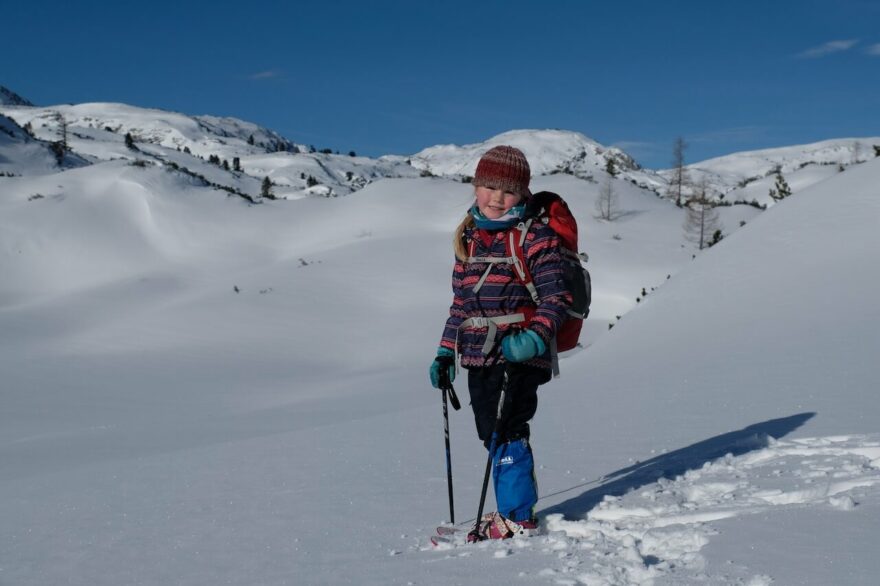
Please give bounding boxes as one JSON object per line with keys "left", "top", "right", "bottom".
{"left": 471, "top": 204, "right": 526, "bottom": 230}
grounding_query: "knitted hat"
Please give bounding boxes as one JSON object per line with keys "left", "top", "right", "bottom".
{"left": 472, "top": 145, "right": 531, "bottom": 198}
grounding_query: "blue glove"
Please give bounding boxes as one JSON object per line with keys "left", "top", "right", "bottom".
{"left": 501, "top": 330, "right": 547, "bottom": 363}
{"left": 429, "top": 347, "right": 456, "bottom": 389}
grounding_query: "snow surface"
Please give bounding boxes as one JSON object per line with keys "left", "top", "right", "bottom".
{"left": 1, "top": 97, "right": 879, "bottom": 585}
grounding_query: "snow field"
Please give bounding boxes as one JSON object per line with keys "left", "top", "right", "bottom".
{"left": 425, "top": 434, "right": 880, "bottom": 586}
{"left": 2, "top": 108, "right": 880, "bottom": 585}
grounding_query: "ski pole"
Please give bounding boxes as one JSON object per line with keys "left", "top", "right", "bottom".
{"left": 467, "top": 363, "right": 510, "bottom": 543}
{"left": 438, "top": 364, "right": 460, "bottom": 524}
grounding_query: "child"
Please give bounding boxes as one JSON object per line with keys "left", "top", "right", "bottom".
{"left": 429, "top": 145, "right": 573, "bottom": 539}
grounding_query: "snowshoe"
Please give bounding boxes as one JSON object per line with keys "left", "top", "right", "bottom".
{"left": 466, "top": 512, "right": 538, "bottom": 542}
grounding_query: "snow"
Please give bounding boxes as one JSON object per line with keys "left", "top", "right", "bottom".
{"left": 1, "top": 95, "right": 879, "bottom": 585}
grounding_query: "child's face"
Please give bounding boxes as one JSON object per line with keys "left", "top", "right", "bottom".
{"left": 475, "top": 186, "right": 522, "bottom": 219}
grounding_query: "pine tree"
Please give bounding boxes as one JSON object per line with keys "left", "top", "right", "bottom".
{"left": 57, "top": 113, "right": 68, "bottom": 152}
{"left": 233, "top": 157, "right": 241, "bottom": 172}
{"left": 248, "top": 134, "right": 255, "bottom": 146}
{"left": 124, "top": 132, "right": 135, "bottom": 150}
{"left": 605, "top": 157, "right": 618, "bottom": 177}
{"left": 49, "top": 141, "right": 65, "bottom": 166}
{"left": 261, "top": 176, "right": 274, "bottom": 198}
{"left": 873, "top": 145, "right": 880, "bottom": 157}
{"left": 768, "top": 169, "right": 792, "bottom": 201}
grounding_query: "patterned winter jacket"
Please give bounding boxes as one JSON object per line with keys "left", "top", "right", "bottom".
{"left": 440, "top": 222, "right": 573, "bottom": 371}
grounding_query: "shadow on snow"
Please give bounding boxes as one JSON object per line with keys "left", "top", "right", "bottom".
{"left": 539, "top": 412, "right": 816, "bottom": 519}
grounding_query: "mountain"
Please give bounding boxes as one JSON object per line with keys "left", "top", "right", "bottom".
{"left": 4, "top": 87, "right": 877, "bottom": 205}
{"left": 411, "top": 128, "right": 641, "bottom": 177}
{"left": 0, "top": 85, "right": 33, "bottom": 106}
{"left": 0, "top": 114, "right": 90, "bottom": 175}
{"left": 0, "top": 99, "right": 423, "bottom": 197}
{"left": 662, "top": 137, "right": 880, "bottom": 207}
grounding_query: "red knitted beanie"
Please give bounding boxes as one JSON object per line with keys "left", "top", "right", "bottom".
{"left": 472, "top": 145, "right": 531, "bottom": 198}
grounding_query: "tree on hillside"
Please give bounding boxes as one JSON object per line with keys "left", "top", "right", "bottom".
{"left": 261, "top": 176, "right": 274, "bottom": 199}
{"left": 873, "top": 145, "right": 880, "bottom": 157}
{"left": 248, "top": 134, "right": 255, "bottom": 146}
{"left": 667, "top": 136, "right": 689, "bottom": 207}
{"left": 852, "top": 142, "right": 862, "bottom": 164}
{"left": 683, "top": 180, "right": 722, "bottom": 250}
{"left": 57, "top": 113, "right": 68, "bottom": 152}
{"left": 124, "top": 132, "right": 136, "bottom": 150}
{"left": 595, "top": 175, "right": 619, "bottom": 221}
{"left": 605, "top": 157, "right": 618, "bottom": 177}
{"left": 233, "top": 157, "right": 241, "bottom": 172}
{"left": 768, "top": 168, "right": 792, "bottom": 202}
{"left": 49, "top": 141, "right": 65, "bottom": 166}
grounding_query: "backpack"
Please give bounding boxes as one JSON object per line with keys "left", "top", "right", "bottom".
{"left": 518, "top": 191, "right": 591, "bottom": 351}
{"left": 466, "top": 191, "right": 591, "bottom": 374}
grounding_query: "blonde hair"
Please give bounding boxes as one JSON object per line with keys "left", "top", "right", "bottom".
{"left": 453, "top": 212, "right": 475, "bottom": 262}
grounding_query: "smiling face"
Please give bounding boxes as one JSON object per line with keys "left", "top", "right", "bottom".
{"left": 474, "top": 185, "right": 522, "bottom": 219}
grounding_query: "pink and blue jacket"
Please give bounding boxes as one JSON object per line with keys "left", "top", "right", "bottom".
{"left": 440, "top": 222, "right": 573, "bottom": 371}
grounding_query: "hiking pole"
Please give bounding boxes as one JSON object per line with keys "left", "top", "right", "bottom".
{"left": 467, "top": 363, "right": 511, "bottom": 543}
{"left": 438, "top": 364, "right": 461, "bottom": 524}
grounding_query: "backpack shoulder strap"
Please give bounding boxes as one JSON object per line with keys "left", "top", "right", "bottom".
{"left": 506, "top": 220, "right": 541, "bottom": 305}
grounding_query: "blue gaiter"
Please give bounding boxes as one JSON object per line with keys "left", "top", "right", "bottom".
{"left": 492, "top": 438, "right": 538, "bottom": 522}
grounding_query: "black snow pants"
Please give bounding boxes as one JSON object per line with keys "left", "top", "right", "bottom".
{"left": 467, "top": 362, "right": 551, "bottom": 450}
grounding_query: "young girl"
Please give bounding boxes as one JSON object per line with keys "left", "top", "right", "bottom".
{"left": 429, "top": 145, "right": 573, "bottom": 539}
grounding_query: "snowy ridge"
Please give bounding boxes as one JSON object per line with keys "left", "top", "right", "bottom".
{"left": 411, "top": 128, "right": 644, "bottom": 181}
{"left": 0, "top": 113, "right": 90, "bottom": 175}
{"left": 3, "top": 88, "right": 876, "bottom": 203}
{"left": 662, "top": 136, "right": 880, "bottom": 207}
{"left": 0, "top": 85, "right": 34, "bottom": 106}
{"left": 0, "top": 102, "right": 298, "bottom": 159}
{"left": 0, "top": 100, "right": 423, "bottom": 197}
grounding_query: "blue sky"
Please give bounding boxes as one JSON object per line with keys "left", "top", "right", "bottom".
{"left": 5, "top": 0, "right": 880, "bottom": 168}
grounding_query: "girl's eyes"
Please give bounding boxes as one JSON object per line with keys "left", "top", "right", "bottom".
{"left": 504, "top": 192, "right": 518, "bottom": 198}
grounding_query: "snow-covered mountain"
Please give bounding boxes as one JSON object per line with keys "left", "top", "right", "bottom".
{"left": 663, "top": 137, "right": 880, "bottom": 206}
{"left": 3, "top": 87, "right": 877, "bottom": 205}
{"left": 0, "top": 85, "right": 33, "bottom": 106}
{"left": 411, "top": 128, "right": 642, "bottom": 179}
{"left": 0, "top": 113, "right": 90, "bottom": 176}
{"left": 0, "top": 100, "right": 422, "bottom": 198}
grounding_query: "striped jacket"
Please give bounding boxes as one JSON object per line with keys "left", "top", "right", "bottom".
{"left": 440, "top": 222, "right": 573, "bottom": 370}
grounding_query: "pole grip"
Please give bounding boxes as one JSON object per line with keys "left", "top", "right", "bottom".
{"left": 438, "top": 365, "right": 461, "bottom": 410}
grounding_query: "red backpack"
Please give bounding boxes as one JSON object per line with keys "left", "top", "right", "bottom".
{"left": 516, "top": 191, "right": 591, "bottom": 353}
{"left": 467, "top": 191, "right": 591, "bottom": 374}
